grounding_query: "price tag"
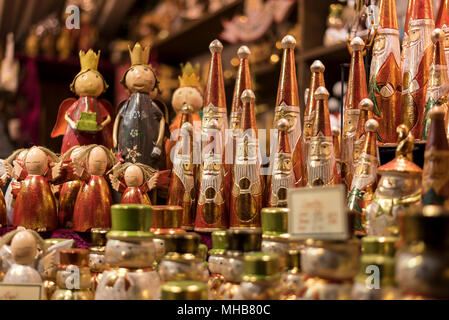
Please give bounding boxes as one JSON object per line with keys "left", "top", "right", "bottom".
{"left": 287, "top": 185, "right": 349, "bottom": 240}
{"left": 0, "top": 283, "right": 43, "bottom": 300}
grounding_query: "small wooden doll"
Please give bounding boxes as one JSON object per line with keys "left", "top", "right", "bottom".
{"left": 57, "top": 146, "right": 86, "bottom": 229}
{"left": 113, "top": 43, "right": 168, "bottom": 170}
{"left": 4, "top": 148, "right": 29, "bottom": 226}
{"left": 71, "top": 144, "right": 117, "bottom": 232}
{"left": 51, "top": 49, "right": 114, "bottom": 154}
{"left": 109, "top": 162, "right": 159, "bottom": 204}
{"left": 11, "top": 147, "right": 62, "bottom": 232}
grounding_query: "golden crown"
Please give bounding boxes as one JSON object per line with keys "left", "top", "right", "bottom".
{"left": 129, "top": 42, "right": 150, "bottom": 66}
{"left": 179, "top": 62, "right": 201, "bottom": 87}
{"left": 79, "top": 49, "right": 100, "bottom": 71}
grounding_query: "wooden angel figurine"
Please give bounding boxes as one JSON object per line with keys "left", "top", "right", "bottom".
{"left": 109, "top": 162, "right": 159, "bottom": 204}
{"left": 11, "top": 146, "right": 64, "bottom": 232}
{"left": 71, "top": 144, "right": 117, "bottom": 232}
{"left": 51, "top": 49, "right": 114, "bottom": 154}
{"left": 113, "top": 42, "right": 168, "bottom": 170}
{"left": 4, "top": 149, "right": 29, "bottom": 226}
{"left": 57, "top": 146, "right": 86, "bottom": 229}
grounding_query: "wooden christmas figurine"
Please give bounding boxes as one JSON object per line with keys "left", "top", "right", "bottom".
{"left": 109, "top": 162, "right": 159, "bottom": 204}
{"left": 113, "top": 42, "right": 167, "bottom": 170}
{"left": 11, "top": 147, "right": 62, "bottom": 232}
{"left": 51, "top": 49, "right": 114, "bottom": 154}
{"left": 71, "top": 145, "right": 117, "bottom": 232}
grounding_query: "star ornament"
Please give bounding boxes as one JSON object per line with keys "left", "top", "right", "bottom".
{"left": 126, "top": 145, "right": 142, "bottom": 163}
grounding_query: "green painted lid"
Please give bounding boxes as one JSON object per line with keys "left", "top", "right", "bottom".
{"left": 161, "top": 281, "right": 208, "bottom": 300}
{"left": 355, "top": 255, "right": 396, "bottom": 287}
{"left": 211, "top": 230, "right": 227, "bottom": 249}
{"left": 163, "top": 232, "right": 201, "bottom": 254}
{"left": 197, "top": 244, "right": 208, "bottom": 261}
{"left": 361, "top": 236, "right": 399, "bottom": 257}
{"left": 45, "top": 238, "right": 75, "bottom": 248}
{"left": 110, "top": 204, "right": 153, "bottom": 232}
{"left": 261, "top": 207, "right": 289, "bottom": 235}
{"left": 242, "top": 252, "right": 280, "bottom": 281}
{"left": 226, "top": 228, "right": 262, "bottom": 252}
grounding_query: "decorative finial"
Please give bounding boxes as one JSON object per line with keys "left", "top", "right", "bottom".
{"left": 209, "top": 40, "right": 223, "bottom": 53}
{"left": 281, "top": 35, "right": 296, "bottom": 49}
{"left": 241, "top": 89, "right": 255, "bottom": 103}
{"left": 430, "top": 106, "right": 445, "bottom": 120}
{"left": 359, "top": 98, "right": 374, "bottom": 111}
{"left": 310, "top": 60, "right": 325, "bottom": 73}
{"left": 314, "top": 86, "right": 330, "bottom": 100}
{"left": 432, "top": 28, "right": 444, "bottom": 43}
{"left": 365, "top": 119, "right": 379, "bottom": 132}
{"left": 237, "top": 46, "right": 251, "bottom": 59}
{"left": 350, "top": 37, "right": 365, "bottom": 51}
{"left": 277, "top": 118, "right": 290, "bottom": 131}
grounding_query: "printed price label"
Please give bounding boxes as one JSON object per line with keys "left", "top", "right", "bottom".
{"left": 0, "top": 283, "right": 43, "bottom": 300}
{"left": 287, "top": 185, "right": 348, "bottom": 240}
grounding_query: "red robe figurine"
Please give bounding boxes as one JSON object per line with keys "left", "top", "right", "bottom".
{"left": 51, "top": 50, "right": 114, "bottom": 154}
{"left": 110, "top": 162, "right": 161, "bottom": 205}
{"left": 71, "top": 145, "right": 117, "bottom": 232}
{"left": 11, "top": 146, "right": 63, "bottom": 232}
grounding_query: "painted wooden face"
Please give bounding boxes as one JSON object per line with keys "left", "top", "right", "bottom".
{"left": 88, "top": 147, "right": 108, "bottom": 176}
{"left": 74, "top": 70, "right": 105, "bottom": 97}
{"left": 125, "top": 65, "right": 155, "bottom": 94}
{"left": 10, "top": 231, "right": 38, "bottom": 265}
{"left": 171, "top": 87, "right": 203, "bottom": 114}
{"left": 124, "top": 165, "right": 144, "bottom": 187}
{"left": 25, "top": 148, "right": 48, "bottom": 176}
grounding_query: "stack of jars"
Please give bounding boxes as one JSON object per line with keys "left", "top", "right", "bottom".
{"left": 89, "top": 228, "right": 108, "bottom": 290}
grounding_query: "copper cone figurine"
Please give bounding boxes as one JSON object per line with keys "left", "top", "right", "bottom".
{"left": 369, "top": 0, "right": 402, "bottom": 145}
{"left": 436, "top": 0, "right": 449, "bottom": 78}
{"left": 273, "top": 35, "right": 304, "bottom": 187}
{"left": 268, "top": 119, "right": 294, "bottom": 207}
{"left": 401, "top": 0, "right": 435, "bottom": 140}
{"left": 347, "top": 119, "right": 379, "bottom": 235}
{"left": 422, "top": 28, "right": 449, "bottom": 140}
{"left": 306, "top": 86, "right": 337, "bottom": 187}
{"left": 342, "top": 37, "right": 368, "bottom": 188}
{"left": 168, "top": 105, "right": 197, "bottom": 230}
{"left": 422, "top": 106, "right": 449, "bottom": 209}
{"left": 303, "top": 60, "right": 326, "bottom": 167}
{"left": 195, "top": 119, "right": 227, "bottom": 232}
{"left": 230, "top": 89, "right": 263, "bottom": 228}
{"left": 365, "top": 125, "right": 422, "bottom": 236}
{"left": 353, "top": 98, "right": 375, "bottom": 164}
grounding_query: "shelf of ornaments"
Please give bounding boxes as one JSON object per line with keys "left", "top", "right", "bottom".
{"left": 152, "top": 0, "right": 244, "bottom": 66}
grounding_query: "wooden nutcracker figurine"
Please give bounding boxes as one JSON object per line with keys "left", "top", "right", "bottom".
{"left": 230, "top": 46, "right": 252, "bottom": 164}
{"left": 347, "top": 119, "right": 380, "bottom": 235}
{"left": 114, "top": 42, "right": 167, "bottom": 170}
{"left": 71, "top": 145, "right": 117, "bottom": 232}
{"left": 11, "top": 147, "right": 61, "bottom": 232}
{"left": 230, "top": 90, "right": 263, "bottom": 228}
{"left": 306, "top": 87, "right": 337, "bottom": 187}
{"left": 273, "top": 35, "right": 304, "bottom": 187}
{"left": 369, "top": 0, "right": 402, "bottom": 145}
{"left": 401, "top": 0, "right": 435, "bottom": 140}
{"left": 436, "top": 0, "right": 449, "bottom": 78}
{"left": 422, "top": 106, "right": 449, "bottom": 209}
{"left": 268, "top": 119, "right": 294, "bottom": 208}
{"left": 422, "top": 29, "right": 449, "bottom": 140}
{"left": 57, "top": 146, "right": 86, "bottom": 228}
{"left": 342, "top": 37, "right": 369, "bottom": 188}
{"left": 51, "top": 49, "right": 114, "bottom": 154}
{"left": 109, "top": 162, "right": 159, "bottom": 204}
{"left": 195, "top": 120, "right": 228, "bottom": 232}
{"left": 303, "top": 60, "right": 326, "bottom": 167}
{"left": 168, "top": 105, "right": 197, "bottom": 230}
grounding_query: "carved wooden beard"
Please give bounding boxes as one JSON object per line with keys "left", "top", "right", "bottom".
{"left": 173, "top": 153, "right": 195, "bottom": 194}
{"left": 370, "top": 30, "right": 401, "bottom": 77}
{"left": 351, "top": 154, "right": 378, "bottom": 190}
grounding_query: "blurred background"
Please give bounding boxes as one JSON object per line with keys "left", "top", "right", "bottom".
{"left": 0, "top": 0, "right": 437, "bottom": 157}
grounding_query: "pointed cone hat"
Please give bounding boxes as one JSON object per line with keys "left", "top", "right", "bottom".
{"left": 345, "top": 37, "right": 368, "bottom": 110}
{"left": 312, "top": 86, "right": 332, "bottom": 137}
{"left": 436, "top": 0, "right": 449, "bottom": 28}
{"left": 276, "top": 119, "right": 291, "bottom": 154}
{"left": 276, "top": 35, "right": 299, "bottom": 107}
{"left": 231, "top": 46, "right": 252, "bottom": 126}
{"left": 378, "top": 0, "right": 399, "bottom": 29}
{"left": 204, "top": 40, "right": 226, "bottom": 110}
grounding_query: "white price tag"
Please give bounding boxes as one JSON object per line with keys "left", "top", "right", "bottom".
{"left": 287, "top": 185, "right": 349, "bottom": 240}
{"left": 0, "top": 283, "right": 43, "bottom": 300}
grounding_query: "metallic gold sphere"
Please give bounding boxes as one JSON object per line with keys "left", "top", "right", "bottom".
{"left": 281, "top": 35, "right": 296, "bottom": 49}
{"left": 237, "top": 45, "right": 251, "bottom": 59}
{"left": 277, "top": 118, "right": 290, "bottom": 131}
{"left": 431, "top": 28, "right": 444, "bottom": 43}
{"left": 208, "top": 119, "right": 220, "bottom": 130}
{"left": 209, "top": 39, "right": 223, "bottom": 53}
{"left": 314, "top": 86, "right": 329, "bottom": 100}
{"left": 359, "top": 98, "right": 374, "bottom": 111}
{"left": 365, "top": 119, "right": 379, "bottom": 132}
{"left": 310, "top": 60, "right": 325, "bottom": 73}
{"left": 430, "top": 106, "right": 445, "bottom": 120}
{"left": 241, "top": 89, "right": 256, "bottom": 103}
{"left": 350, "top": 37, "right": 365, "bottom": 51}
{"left": 181, "top": 104, "right": 193, "bottom": 113}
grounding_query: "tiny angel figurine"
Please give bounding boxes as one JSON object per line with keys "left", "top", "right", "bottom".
{"left": 57, "top": 146, "right": 87, "bottom": 228}
{"left": 0, "top": 228, "right": 49, "bottom": 284}
{"left": 109, "top": 162, "right": 159, "bottom": 204}
{"left": 51, "top": 49, "right": 114, "bottom": 154}
{"left": 11, "top": 146, "right": 65, "bottom": 232}
{"left": 71, "top": 144, "right": 118, "bottom": 232}
{"left": 4, "top": 149, "right": 29, "bottom": 226}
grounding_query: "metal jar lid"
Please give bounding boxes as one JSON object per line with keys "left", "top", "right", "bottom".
{"left": 161, "top": 281, "right": 207, "bottom": 300}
